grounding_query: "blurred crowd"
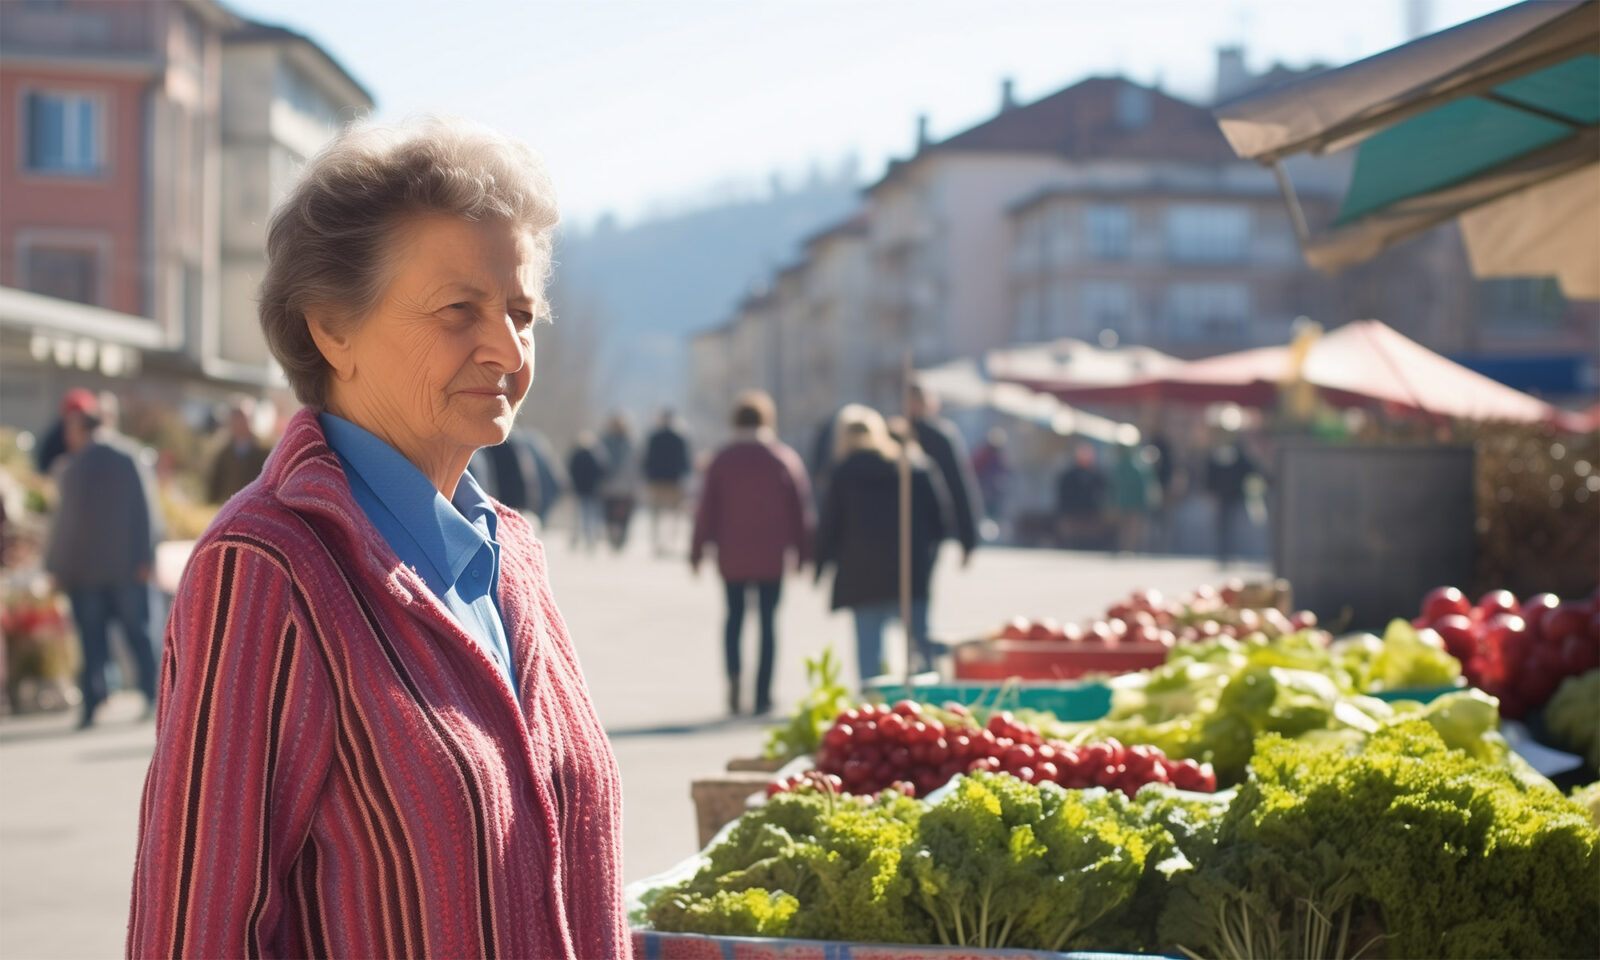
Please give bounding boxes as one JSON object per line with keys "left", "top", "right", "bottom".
{"left": 1, "top": 382, "right": 1272, "bottom": 721}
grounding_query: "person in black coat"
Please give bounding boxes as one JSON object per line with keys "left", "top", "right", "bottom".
{"left": 908, "top": 384, "right": 982, "bottom": 564}
{"left": 566, "top": 432, "right": 606, "bottom": 551}
{"left": 641, "top": 408, "right": 692, "bottom": 556}
{"left": 815, "top": 405, "right": 953, "bottom": 684}
{"left": 1055, "top": 440, "right": 1111, "bottom": 549}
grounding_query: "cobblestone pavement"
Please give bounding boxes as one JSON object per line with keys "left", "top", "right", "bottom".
{"left": 0, "top": 526, "right": 1262, "bottom": 959}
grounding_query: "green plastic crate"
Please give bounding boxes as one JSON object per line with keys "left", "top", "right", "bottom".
{"left": 865, "top": 677, "right": 1464, "bottom": 723}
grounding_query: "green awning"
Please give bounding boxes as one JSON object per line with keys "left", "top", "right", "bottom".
{"left": 1213, "top": 0, "right": 1600, "bottom": 298}
{"left": 1337, "top": 54, "right": 1599, "bottom": 224}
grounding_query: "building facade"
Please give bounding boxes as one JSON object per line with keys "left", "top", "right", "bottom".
{"left": 218, "top": 21, "right": 372, "bottom": 377}
{"left": 0, "top": 0, "right": 370, "bottom": 432}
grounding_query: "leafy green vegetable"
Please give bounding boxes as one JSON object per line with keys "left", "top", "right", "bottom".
{"left": 763, "top": 646, "right": 853, "bottom": 760}
{"left": 1161, "top": 718, "right": 1600, "bottom": 960}
{"left": 646, "top": 888, "right": 799, "bottom": 937}
{"left": 1046, "top": 629, "right": 1468, "bottom": 785}
{"left": 646, "top": 788, "right": 932, "bottom": 944}
{"left": 1547, "top": 669, "right": 1600, "bottom": 769}
{"left": 1336, "top": 619, "right": 1462, "bottom": 693}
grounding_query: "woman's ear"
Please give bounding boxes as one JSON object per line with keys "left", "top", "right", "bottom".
{"left": 306, "top": 309, "right": 356, "bottom": 382}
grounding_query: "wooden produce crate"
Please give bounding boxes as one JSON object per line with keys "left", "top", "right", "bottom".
{"left": 952, "top": 638, "right": 1169, "bottom": 682}
{"left": 689, "top": 774, "right": 772, "bottom": 849}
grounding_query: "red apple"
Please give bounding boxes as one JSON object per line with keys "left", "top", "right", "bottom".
{"left": 1477, "top": 589, "right": 1521, "bottom": 618}
{"left": 1028, "top": 618, "right": 1062, "bottom": 642}
{"left": 1060, "top": 622, "right": 1085, "bottom": 643}
{"left": 1521, "top": 593, "right": 1561, "bottom": 639}
{"left": 1540, "top": 602, "right": 1589, "bottom": 646}
{"left": 1431, "top": 614, "right": 1477, "bottom": 664}
{"left": 999, "top": 617, "right": 1030, "bottom": 641}
{"left": 1558, "top": 633, "right": 1600, "bottom": 676}
{"left": 1421, "top": 586, "right": 1471, "bottom": 622}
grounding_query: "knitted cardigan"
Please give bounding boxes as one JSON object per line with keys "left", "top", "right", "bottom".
{"left": 128, "top": 409, "right": 627, "bottom": 959}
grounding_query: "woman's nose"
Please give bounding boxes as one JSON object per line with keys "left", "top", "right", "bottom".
{"left": 479, "top": 312, "right": 527, "bottom": 373}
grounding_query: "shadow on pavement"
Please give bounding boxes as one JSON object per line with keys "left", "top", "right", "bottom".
{"left": 0, "top": 718, "right": 149, "bottom": 746}
{"left": 606, "top": 715, "right": 775, "bottom": 739}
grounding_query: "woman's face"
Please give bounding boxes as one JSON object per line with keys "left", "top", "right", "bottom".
{"left": 326, "top": 215, "right": 541, "bottom": 475}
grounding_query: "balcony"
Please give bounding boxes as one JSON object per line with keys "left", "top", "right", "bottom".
{"left": 0, "top": 4, "right": 160, "bottom": 61}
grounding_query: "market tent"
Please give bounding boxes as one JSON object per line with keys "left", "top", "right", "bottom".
{"left": 1214, "top": 0, "right": 1599, "bottom": 298}
{"left": 915, "top": 356, "right": 1140, "bottom": 444}
{"left": 981, "top": 338, "right": 1181, "bottom": 390}
{"left": 1010, "top": 319, "right": 1585, "bottom": 428}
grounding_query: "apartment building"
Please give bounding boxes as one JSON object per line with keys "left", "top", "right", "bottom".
{"left": 217, "top": 21, "right": 372, "bottom": 377}
{"left": 0, "top": 0, "right": 370, "bottom": 431}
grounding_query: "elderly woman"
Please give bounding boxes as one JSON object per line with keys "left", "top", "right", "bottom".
{"left": 128, "top": 119, "right": 626, "bottom": 958}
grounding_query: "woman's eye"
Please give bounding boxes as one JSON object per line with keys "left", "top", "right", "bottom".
{"left": 511, "top": 310, "right": 535, "bottom": 328}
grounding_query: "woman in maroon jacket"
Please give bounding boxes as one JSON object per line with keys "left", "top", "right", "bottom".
{"left": 128, "top": 118, "right": 627, "bottom": 959}
{"left": 690, "top": 391, "right": 814, "bottom": 715}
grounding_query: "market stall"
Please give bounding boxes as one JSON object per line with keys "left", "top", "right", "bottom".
{"left": 654, "top": 576, "right": 1600, "bottom": 959}
{"left": 1005, "top": 319, "right": 1587, "bottom": 431}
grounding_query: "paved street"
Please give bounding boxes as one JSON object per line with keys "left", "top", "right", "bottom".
{"left": 0, "top": 525, "right": 1262, "bottom": 959}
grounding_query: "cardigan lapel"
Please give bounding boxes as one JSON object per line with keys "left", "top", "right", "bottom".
{"left": 265, "top": 408, "right": 528, "bottom": 719}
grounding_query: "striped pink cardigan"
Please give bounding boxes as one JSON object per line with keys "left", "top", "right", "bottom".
{"left": 128, "top": 409, "right": 628, "bottom": 959}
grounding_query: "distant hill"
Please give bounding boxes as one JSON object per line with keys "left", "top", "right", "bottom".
{"left": 550, "top": 167, "right": 860, "bottom": 427}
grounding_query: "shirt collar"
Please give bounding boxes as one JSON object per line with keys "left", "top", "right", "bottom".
{"left": 319, "top": 413, "right": 497, "bottom": 589}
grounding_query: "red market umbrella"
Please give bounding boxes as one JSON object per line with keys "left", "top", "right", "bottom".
{"left": 1009, "top": 320, "right": 1585, "bottom": 429}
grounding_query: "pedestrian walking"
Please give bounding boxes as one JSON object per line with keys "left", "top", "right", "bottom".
{"left": 908, "top": 384, "right": 982, "bottom": 566}
{"left": 128, "top": 117, "right": 626, "bottom": 959}
{"left": 1109, "top": 442, "right": 1160, "bottom": 554}
{"left": 690, "top": 391, "right": 813, "bottom": 716}
{"left": 598, "top": 412, "right": 637, "bottom": 552}
{"left": 970, "top": 426, "right": 1011, "bottom": 540}
{"left": 1205, "top": 429, "right": 1262, "bottom": 568}
{"left": 815, "top": 405, "right": 952, "bottom": 685}
{"left": 1055, "top": 440, "right": 1111, "bottom": 549}
{"left": 567, "top": 431, "right": 606, "bottom": 551}
{"left": 44, "top": 389, "right": 160, "bottom": 729}
{"left": 1146, "top": 426, "right": 1181, "bottom": 552}
{"left": 206, "top": 395, "right": 272, "bottom": 504}
{"left": 642, "top": 407, "right": 692, "bottom": 556}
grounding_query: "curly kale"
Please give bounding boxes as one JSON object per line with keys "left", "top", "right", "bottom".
{"left": 1160, "top": 719, "right": 1600, "bottom": 960}
{"left": 647, "top": 788, "right": 930, "bottom": 944}
{"left": 905, "top": 773, "right": 1153, "bottom": 952}
{"left": 646, "top": 888, "right": 799, "bottom": 937}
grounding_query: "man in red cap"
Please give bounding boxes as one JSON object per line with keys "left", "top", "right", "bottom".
{"left": 44, "top": 389, "right": 160, "bottom": 727}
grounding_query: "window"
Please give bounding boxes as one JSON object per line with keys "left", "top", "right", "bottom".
{"left": 1085, "top": 205, "right": 1131, "bottom": 260}
{"left": 23, "top": 245, "right": 100, "bottom": 305}
{"left": 1164, "top": 283, "right": 1251, "bottom": 342}
{"left": 1479, "top": 277, "right": 1565, "bottom": 330}
{"left": 1015, "top": 287, "right": 1042, "bottom": 341}
{"left": 1045, "top": 282, "right": 1070, "bottom": 337}
{"left": 1116, "top": 85, "right": 1150, "bottom": 129}
{"left": 276, "top": 61, "right": 339, "bottom": 128}
{"left": 24, "top": 91, "right": 102, "bottom": 175}
{"left": 1082, "top": 282, "right": 1135, "bottom": 338}
{"left": 1166, "top": 204, "right": 1250, "bottom": 263}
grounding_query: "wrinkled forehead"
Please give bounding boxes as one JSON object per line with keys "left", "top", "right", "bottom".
{"left": 384, "top": 214, "right": 546, "bottom": 301}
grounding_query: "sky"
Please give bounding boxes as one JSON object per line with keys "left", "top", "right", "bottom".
{"left": 224, "top": 0, "right": 1513, "bottom": 229}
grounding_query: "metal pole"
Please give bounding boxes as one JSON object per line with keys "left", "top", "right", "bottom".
{"left": 900, "top": 348, "right": 914, "bottom": 692}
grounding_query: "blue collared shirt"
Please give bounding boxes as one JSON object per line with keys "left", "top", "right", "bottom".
{"left": 320, "top": 413, "right": 516, "bottom": 694}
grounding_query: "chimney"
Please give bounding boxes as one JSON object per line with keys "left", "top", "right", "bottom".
{"left": 1000, "top": 77, "right": 1017, "bottom": 113}
{"left": 915, "top": 113, "right": 930, "bottom": 152}
{"left": 1214, "top": 45, "right": 1248, "bottom": 105}
{"left": 1405, "top": 0, "right": 1432, "bottom": 39}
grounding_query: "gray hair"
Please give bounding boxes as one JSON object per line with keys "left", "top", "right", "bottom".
{"left": 259, "top": 116, "right": 560, "bottom": 408}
